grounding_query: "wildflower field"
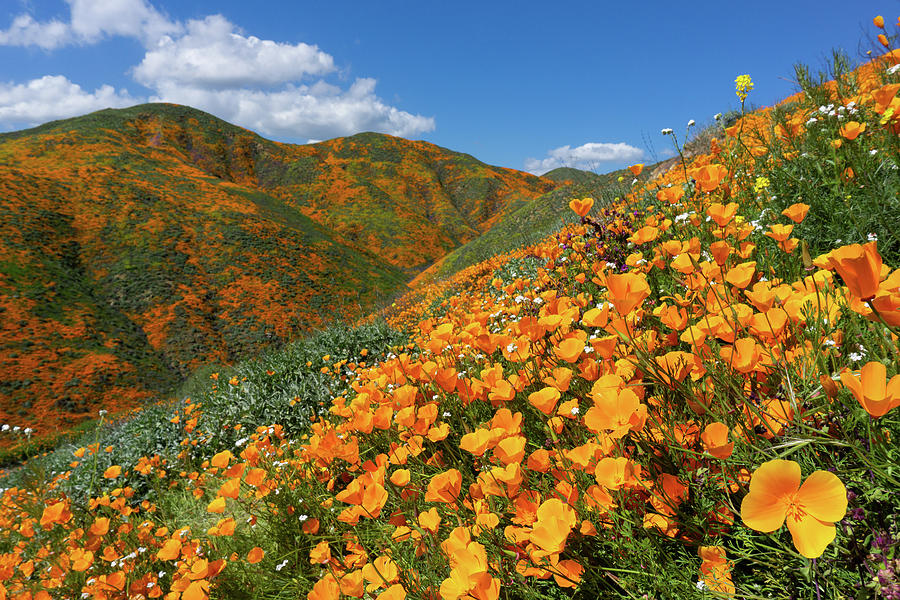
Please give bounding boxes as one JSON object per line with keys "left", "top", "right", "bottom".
{"left": 1, "top": 17, "right": 899, "bottom": 600}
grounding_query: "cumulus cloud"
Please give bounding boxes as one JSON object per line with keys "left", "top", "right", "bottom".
{"left": 133, "top": 15, "right": 334, "bottom": 89}
{"left": 149, "top": 77, "right": 434, "bottom": 140}
{"left": 524, "top": 142, "right": 644, "bottom": 175}
{"left": 0, "top": 0, "right": 180, "bottom": 49}
{"left": 0, "top": 0, "right": 435, "bottom": 140}
{"left": 0, "top": 14, "right": 71, "bottom": 50}
{"left": 0, "top": 75, "right": 138, "bottom": 125}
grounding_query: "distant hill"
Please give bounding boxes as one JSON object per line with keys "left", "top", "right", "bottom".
{"left": 540, "top": 166, "right": 607, "bottom": 186}
{"left": 0, "top": 103, "right": 556, "bottom": 439}
{"left": 411, "top": 162, "right": 663, "bottom": 284}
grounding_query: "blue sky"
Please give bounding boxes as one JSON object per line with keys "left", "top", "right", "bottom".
{"left": 1, "top": 1, "right": 897, "bottom": 174}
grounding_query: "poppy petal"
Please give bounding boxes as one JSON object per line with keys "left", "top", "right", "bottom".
{"left": 740, "top": 489, "right": 787, "bottom": 533}
{"left": 748, "top": 459, "right": 801, "bottom": 497}
{"left": 786, "top": 513, "right": 836, "bottom": 559}
{"left": 796, "top": 471, "right": 847, "bottom": 523}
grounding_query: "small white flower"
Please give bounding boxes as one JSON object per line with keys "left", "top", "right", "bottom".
{"left": 661, "top": 128, "right": 673, "bottom": 135}
{"left": 570, "top": 406, "right": 580, "bottom": 416}
{"left": 688, "top": 119, "right": 696, "bottom": 127}
{"left": 849, "top": 352, "right": 863, "bottom": 362}
{"left": 298, "top": 514, "right": 308, "bottom": 522}
{"left": 868, "top": 233, "right": 878, "bottom": 242}
{"left": 888, "top": 64, "right": 900, "bottom": 75}
{"left": 275, "top": 559, "right": 289, "bottom": 571}
{"left": 714, "top": 113, "right": 722, "bottom": 121}
{"left": 870, "top": 149, "right": 878, "bottom": 155}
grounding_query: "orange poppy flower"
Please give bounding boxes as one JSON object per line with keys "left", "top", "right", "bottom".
{"left": 157, "top": 538, "right": 182, "bottom": 561}
{"left": 528, "top": 386, "right": 561, "bottom": 415}
{"left": 308, "top": 576, "right": 341, "bottom": 600}
{"left": 839, "top": 121, "right": 866, "bottom": 140}
{"left": 628, "top": 163, "right": 644, "bottom": 176}
{"left": 693, "top": 163, "right": 729, "bottom": 192}
{"left": 210, "top": 450, "right": 233, "bottom": 468}
{"left": 551, "top": 559, "right": 584, "bottom": 588}
{"left": 628, "top": 225, "right": 659, "bottom": 245}
{"left": 781, "top": 202, "right": 810, "bottom": 223}
{"left": 70, "top": 548, "right": 94, "bottom": 572}
{"left": 720, "top": 337, "right": 763, "bottom": 374}
{"left": 725, "top": 261, "right": 757, "bottom": 289}
{"left": 425, "top": 469, "right": 462, "bottom": 503}
{"left": 89, "top": 516, "right": 110, "bottom": 537}
{"left": 765, "top": 223, "right": 794, "bottom": 242}
{"left": 493, "top": 435, "right": 527, "bottom": 465}
{"left": 740, "top": 459, "right": 847, "bottom": 558}
{"left": 568, "top": 197, "right": 594, "bottom": 217}
{"left": 418, "top": 508, "right": 442, "bottom": 534}
{"left": 207, "top": 497, "right": 226, "bottom": 514}
{"left": 606, "top": 273, "right": 651, "bottom": 315}
{"left": 698, "top": 546, "right": 735, "bottom": 595}
{"left": 390, "top": 469, "right": 411, "bottom": 486}
{"left": 706, "top": 202, "right": 739, "bottom": 227}
{"left": 530, "top": 498, "right": 577, "bottom": 555}
{"left": 103, "top": 465, "right": 122, "bottom": 479}
{"left": 247, "top": 547, "right": 264, "bottom": 564}
{"left": 827, "top": 242, "right": 883, "bottom": 300}
{"left": 875, "top": 15, "right": 885, "bottom": 28}
{"left": 310, "top": 541, "right": 332, "bottom": 565}
{"left": 701, "top": 422, "right": 734, "bottom": 459}
{"left": 840, "top": 361, "right": 900, "bottom": 417}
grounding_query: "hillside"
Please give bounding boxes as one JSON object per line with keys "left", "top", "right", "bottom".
{"left": 0, "top": 34, "right": 899, "bottom": 600}
{"left": 0, "top": 104, "right": 557, "bottom": 443}
{"left": 411, "top": 163, "right": 659, "bottom": 285}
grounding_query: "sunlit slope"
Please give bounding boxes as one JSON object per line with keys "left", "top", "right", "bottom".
{"left": 0, "top": 103, "right": 555, "bottom": 438}
{"left": 411, "top": 164, "right": 660, "bottom": 285}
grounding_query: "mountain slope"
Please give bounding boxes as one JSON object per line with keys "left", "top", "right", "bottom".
{"left": 410, "top": 163, "right": 661, "bottom": 285}
{"left": 0, "top": 103, "right": 556, "bottom": 440}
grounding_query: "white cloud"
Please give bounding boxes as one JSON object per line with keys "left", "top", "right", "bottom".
{"left": 0, "top": 75, "right": 138, "bottom": 125}
{"left": 67, "top": 0, "right": 180, "bottom": 45}
{"left": 0, "top": 1, "right": 435, "bottom": 140}
{"left": 0, "top": 14, "right": 71, "bottom": 50}
{"left": 133, "top": 15, "right": 334, "bottom": 89}
{"left": 0, "top": 0, "right": 180, "bottom": 48}
{"left": 150, "top": 77, "right": 435, "bottom": 140}
{"left": 524, "top": 142, "right": 644, "bottom": 175}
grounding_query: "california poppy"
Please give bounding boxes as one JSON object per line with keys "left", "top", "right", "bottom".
{"left": 606, "top": 273, "right": 651, "bottom": 315}
{"left": 839, "top": 121, "right": 866, "bottom": 140}
{"left": 840, "top": 361, "right": 900, "bottom": 417}
{"left": 781, "top": 203, "right": 810, "bottom": 223}
{"left": 701, "top": 422, "right": 734, "bottom": 459}
{"left": 827, "top": 242, "right": 883, "bottom": 300}
{"left": 425, "top": 469, "right": 462, "bottom": 503}
{"left": 741, "top": 459, "right": 847, "bottom": 558}
{"left": 568, "top": 197, "right": 594, "bottom": 217}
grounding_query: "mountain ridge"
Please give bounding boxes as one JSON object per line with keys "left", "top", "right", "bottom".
{"left": 0, "top": 102, "right": 558, "bottom": 443}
